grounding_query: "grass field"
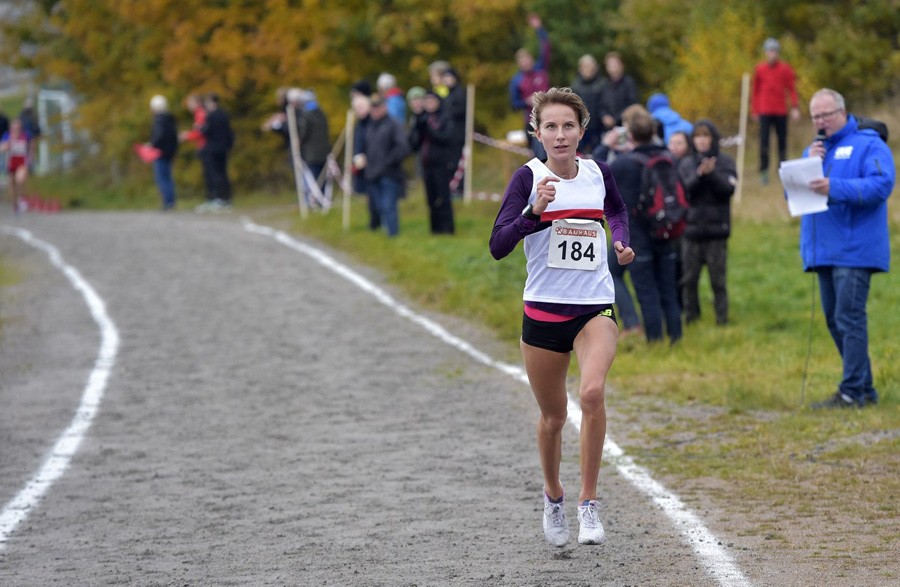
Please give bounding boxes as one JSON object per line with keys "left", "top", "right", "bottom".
{"left": 16, "top": 132, "right": 900, "bottom": 573}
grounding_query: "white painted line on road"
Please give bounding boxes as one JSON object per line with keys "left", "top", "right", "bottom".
{"left": 242, "top": 218, "right": 752, "bottom": 586}
{"left": 0, "top": 227, "right": 120, "bottom": 550}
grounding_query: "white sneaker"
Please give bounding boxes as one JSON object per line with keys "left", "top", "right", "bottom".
{"left": 577, "top": 500, "right": 606, "bottom": 545}
{"left": 543, "top": 494, "right": 570, "bottom": 547}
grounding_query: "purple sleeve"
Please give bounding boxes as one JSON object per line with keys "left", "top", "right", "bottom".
{"left": 489, "top": 166, "right": 544, "bottom": 260}
{"left": 600, "top": 161, "right": 630, "bottom": 247}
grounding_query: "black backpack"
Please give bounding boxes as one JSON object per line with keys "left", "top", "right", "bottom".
{"left": 632, "top": 152, "right": 689, "bottom": 240}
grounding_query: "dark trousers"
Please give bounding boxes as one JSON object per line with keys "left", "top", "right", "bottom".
{"left": 630, "top": 239, "right": 682, "bottom": 343}
{"left": 204, "top": 149, "right": 232, "bottom": 202}
{"left": 758, "top": 115, "right": 788, "bottom": 173}
{"left": 681, "top": 238, "right": 728, "bottom": 325}
{"left": 423, "top": 163, "right": 455, "bottom": 234}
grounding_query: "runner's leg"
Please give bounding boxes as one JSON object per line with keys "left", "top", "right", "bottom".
{"left": 521, "top": 340, "right": 570, "bottom": 500}
{"left": 572, "top": 315, "right": 618, "bottom": 502}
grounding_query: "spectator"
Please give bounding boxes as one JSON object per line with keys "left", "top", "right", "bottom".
{"left": 410, "top": 91, "right": 455, "bottom": 234}
{"left": 179, "top": 94, "right": 212, "bottom": 204}
{"left": 18, "top": 97, "right": 41, "bottom": 173}
{"left": 296, "top": 89, "right": 331, "bottom": 205}
{"left": 406, "top": 85, "right": 428, "bottom": 180}
{"left": 801, "top": 89, "right": 894, "bottom": 409}
{"left": 509, "top": 13, "right": 550, "bottom": 158}
{"left": 667, "top": 130, "right": 693, "bottom": 163}
{"left": 441, "top": 67, "right": 467, "bottom": 197}
{"left": 678, "top": 120, "right": 737, "bottom": 326}
{"left": 570, "top": 54, "right": 605, "bottom": 153}
{"left": 350, "top": 79, "right": 378, "bottom": 230}
{"left": 598, "top": 52, "right": 639, "bottom": 132}
{"left": 376, "top": 72, "right": 407, "bottom": 123}
{"left": 360, "top": 94, "right": 410, "bottom": 237}
{"left": 147, "top": 95, "right": 179, "bottom": 211}
{"left": 0, "top": 110, "right": 9, "bottom": 143}
{"left": 751, "top": 37, "right": 800, "bottom": 185}
{"left": 428, "top": 60, "right": 451, "bottom": 99}
{"left": 646, "top": 93, "right": 693, "bottom": 145}
{"left": 0, "top": 118, "right": 34, "bottom": 214}
{"left": 610, "top": 105, "right": 682, "bottom": 344}
{"left": 196, "top": 94, "right": 234, "bottom": 212}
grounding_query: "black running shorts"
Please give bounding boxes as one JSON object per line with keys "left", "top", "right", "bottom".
{"left": 521, "top": 305, "right": 617, "bottom": 353}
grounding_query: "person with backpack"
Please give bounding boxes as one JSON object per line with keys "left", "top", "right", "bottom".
{"left": 611, "top": 104, "right": 683, "bottom": 344}
{"left": 801, "top": 89, "right": 894, "bottom": 409}
{"left": 678, "top": 120, "right": 737, "bottom": 326}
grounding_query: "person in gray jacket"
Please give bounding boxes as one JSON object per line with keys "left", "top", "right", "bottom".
{"left": 360, "top": 94, "right": 410, "bottom": 237}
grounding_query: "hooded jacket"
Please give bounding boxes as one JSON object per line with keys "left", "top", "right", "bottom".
{"left": 647, "top": 93, "right": 693, "bottom": 144}
{"left": 799, "top": 115, "right": 894, "bottom": 272}
{"left": 678, "top": 120, "right": 737, "bottom": 240}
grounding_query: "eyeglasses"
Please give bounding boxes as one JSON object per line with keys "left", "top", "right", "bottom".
{"left": 810, "top": 109, "right": 842, "bottom": 122}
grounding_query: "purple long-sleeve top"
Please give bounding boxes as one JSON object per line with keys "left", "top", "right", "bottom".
{"left": 490, "top": 161, "right": 630, "bottom": 260}
{"left": 489, "top": 160, "right": 630, "bottom": 316}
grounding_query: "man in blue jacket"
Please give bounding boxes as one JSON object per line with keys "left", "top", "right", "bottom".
{"left": 801, "top": 88, "right": 895, "bottom": 408}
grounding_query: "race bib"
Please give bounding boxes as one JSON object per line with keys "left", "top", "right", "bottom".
{"left": 547, "top": 219, "right": 602, "bottom": 271}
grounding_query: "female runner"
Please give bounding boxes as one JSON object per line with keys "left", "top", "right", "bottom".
{"left": 490, "top": 87, "right": 634, "bottom": 547}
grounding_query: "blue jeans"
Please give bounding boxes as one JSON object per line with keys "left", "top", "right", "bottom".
{"left": 368, "top": 176, "right": 401, "bottom": 237}
{"left": 630, "top": 239, "right": 682, "bottom": 343}
{"left": 153, "top": 158, "right": 176, "bottom": 209}
{"left": 816, "top": 267, "right": 877, "bottom": 402}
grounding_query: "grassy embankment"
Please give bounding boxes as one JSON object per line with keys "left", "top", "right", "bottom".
{"left": 22, "top": 117, "right": 900, "bottom": 575}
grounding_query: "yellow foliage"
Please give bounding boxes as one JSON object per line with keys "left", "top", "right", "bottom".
{"left": 667, "top": 4, "right": 766, "bottom": 133}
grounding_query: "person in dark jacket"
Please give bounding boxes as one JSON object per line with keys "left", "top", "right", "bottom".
{"left": 197, "top": 94, "right": 234, "bottom": 212}
{"left": 410, "top": 91, "right": 456, "bottom": 234}
{"left": 570, "top": 54, "right": 605, "bottom": 153}
{"left": 611, "top": 105, "right": 682, "bottom": 344}
{"left": 148, "top": 95, "right": 179, "bottom": 210}
{"left": 297, "top": 89, "right": 331, "bottom": 205}
{"left": 598, "top": 52, "right": 639, "bottom": 132}
{"left": 441, "top": 68, "right": 467, "bottom": 197}
{"left": 678, "top": 119, "right": 737, "bottom": 325}
{"left": 360, "top": 94, "right": 410, "bottom": 237}
{"left": 350, "top": 80, "right": 378, "bottom": 229}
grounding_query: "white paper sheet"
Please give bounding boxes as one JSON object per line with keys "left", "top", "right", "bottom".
{"left": 779, "top": 157, "right": 828, "bottom": 217}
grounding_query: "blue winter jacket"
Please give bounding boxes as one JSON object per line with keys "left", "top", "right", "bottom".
{"left": 646, "top": 93, "right": 693, "bottom": 144}
{"left": 799, "top": 115, "right": 895, "bottom": 272}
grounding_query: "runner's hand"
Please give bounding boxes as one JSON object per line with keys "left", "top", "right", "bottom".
{"left": 533, "top": 176, "right": 558, "bottom": 214}
{"left": 614, "top": 241, "right": 635, "bottom": 265}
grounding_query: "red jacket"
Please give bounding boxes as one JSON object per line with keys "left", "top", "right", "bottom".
{"left": 751, "top": 60, "right": 798, "bottom": 116}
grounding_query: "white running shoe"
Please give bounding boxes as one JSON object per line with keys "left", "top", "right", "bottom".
{"left": 543, "top": 494, "right": 570, "bottom": 547}
{"left": 577, "top": 500, "right": 606, "bottom": 545}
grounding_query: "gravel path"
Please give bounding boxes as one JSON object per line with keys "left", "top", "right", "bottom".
{"left": 1, "top": 211, "right": 734, "bottom": 586}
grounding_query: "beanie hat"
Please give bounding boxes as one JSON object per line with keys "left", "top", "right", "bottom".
{"left": 406, "top": 86, "right": 427, "bottom": 101}
{"left": 763, "top": 38, "right": 780, "bottom": 52}
{"left": 350, "top": 79, "right": 372, "bottom": 97}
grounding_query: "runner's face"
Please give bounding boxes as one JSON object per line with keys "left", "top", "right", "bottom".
{"left": 536, "top": 104, "right": 584, "bottom": 165}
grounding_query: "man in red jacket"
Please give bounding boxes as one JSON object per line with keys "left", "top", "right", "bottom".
{"left": 751, "top": 38, "right": 800, "bottom": 185}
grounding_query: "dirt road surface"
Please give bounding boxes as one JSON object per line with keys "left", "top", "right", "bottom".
{"left": 1, "top": 212, "right": 759, "bottom": 585}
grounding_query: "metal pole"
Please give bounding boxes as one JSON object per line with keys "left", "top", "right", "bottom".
{"left": 463, "top": 83, "right": 475, "bottom": 205}
{"left": 735, "top": 72, "right": 750, "bottom": 204}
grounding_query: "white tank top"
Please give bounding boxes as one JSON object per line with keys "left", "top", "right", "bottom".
{"left": 522, "top": 158, "right": 616, "bottom": 305}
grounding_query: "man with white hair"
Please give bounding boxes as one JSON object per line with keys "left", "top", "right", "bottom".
{"left": 148, "top": 95, "right": 178, "bottom": 210}
{"left": 801, "top": 88, "right": 894, "bottom": 409}
{"left": 376, "top": 72, "right": 406, "bottom": 123}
